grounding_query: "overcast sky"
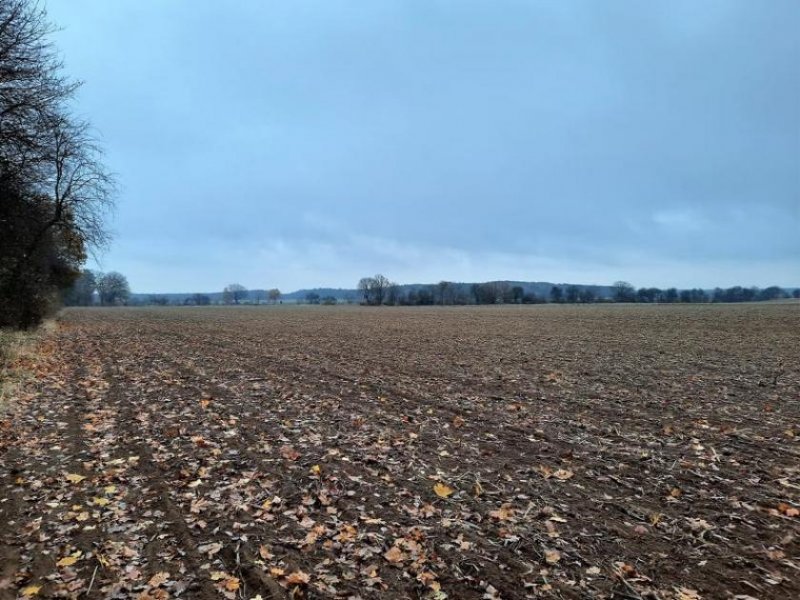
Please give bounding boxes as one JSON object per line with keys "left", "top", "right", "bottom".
{"left": 49, "top": 1, "right": 799, "bottom": 293}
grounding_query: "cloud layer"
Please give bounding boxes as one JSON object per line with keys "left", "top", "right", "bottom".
{"left": 50, "top": 1, "right": 799, "bottom": 292}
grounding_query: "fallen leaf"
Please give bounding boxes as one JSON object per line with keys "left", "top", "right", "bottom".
{"left": 489, "top": 504, "right": 515, "bottom": 520}
{"left": 544, "top": 549, "right": 561, "bottom": 564}
{"left": 197, "top": 542, "right": 223, "bottom": 557}
{"left": 284, "top": 571, "right": 310, "bottom": 585}
{"left": 384, "top": 546, "right": 406, "bottom": 563}
{"left": 148, "top": 572, "right": 170, "bottom": 587}
{"left": 280, "top": 445, "right": 301, "bottom": 460}
{"left": 56, "top": 555, "right": 80, "bottom": 567}
{"left": 433, "top": 482, "right": 454, "bottom": 498}
{"left": 65, "top": 473, "right": 85, "bottom": 484}
{"left": 21, "top": 585, "right": 42, "bottom": 596}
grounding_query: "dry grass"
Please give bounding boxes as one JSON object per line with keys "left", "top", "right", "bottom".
{"left": 0, "top": 320, "right": 56, "bottom": 410}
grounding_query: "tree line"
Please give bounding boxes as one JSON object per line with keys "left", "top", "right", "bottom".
{"left": 63, "top": 270, "right": 130, "bottom": 306}
{"left": 0, "top": 0, "right": 114, "bottom": 328}
{"left": 355, "top": 275, "right": 797, "bottom": 306}
{"left": 61, "top": 274, "right": 798, "bottom": 308}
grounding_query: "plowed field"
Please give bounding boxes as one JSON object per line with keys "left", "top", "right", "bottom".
{"left": 1, "top": 304, "right": 798, "bottom": 599}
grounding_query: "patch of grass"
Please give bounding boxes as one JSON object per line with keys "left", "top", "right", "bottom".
{"left": 0, "top": 320, "right": 55, "bottom": 410}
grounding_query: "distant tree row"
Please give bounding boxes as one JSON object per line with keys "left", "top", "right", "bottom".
{"left": 218, "top": 284, "right": 281, "bottom": 305}
{"left": 63, "top": 270, "right": 130, "bottom": 306}
{"left": 611, "top": 281, "right": 795, "bottom": 304}
{"left": 353, "top": 276, "right": 797, "bottom": 306}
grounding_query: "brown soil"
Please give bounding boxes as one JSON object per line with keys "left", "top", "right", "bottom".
{"left": 1, "top": 304, "right": 798, "bottom": 599}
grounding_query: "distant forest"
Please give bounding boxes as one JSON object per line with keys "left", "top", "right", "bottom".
{"left": 63, "top": 270, "right": 799, "bottom": 307}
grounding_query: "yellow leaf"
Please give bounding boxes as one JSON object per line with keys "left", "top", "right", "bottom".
{"left": 433, "top": 482, "right": 454, "bottom": 498}
{"left": 310, "top": 464, "right": 321, "bottom": 475}
{"left": 21, "top": 585, "right": 42, "bottom": 596}
{"left": 56, "top": 555, "right": 79, "bottom": 567}
{"left": 104, "top": 485, "right": 117, "bottom": 494}
{"left": 65, "top": 473, "right": 85, "bottom": 484}
{"left": 93, "top": 497, "right": 110, "bottom": 507}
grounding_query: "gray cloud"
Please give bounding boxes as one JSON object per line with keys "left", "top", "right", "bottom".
{"left": 49, "top": 0, "right": 799, "bottom": 292}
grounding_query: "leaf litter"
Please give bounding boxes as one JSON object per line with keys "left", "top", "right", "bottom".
{"left": 0, "top": 304, "right": 798, "bottom": 599}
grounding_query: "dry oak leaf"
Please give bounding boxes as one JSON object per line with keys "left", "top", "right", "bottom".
{"left": 65, "top": 473, "right": 85, "bottom": 484}
{"left": 280, "top": 445, "right": 301, "bottom": 461}
{"left": 384, "top": 546, "right": 407, "bottom": 564}
{"left": 284, "top": 571, "right": 310, "bottom": 586}
{"left": 224, "top": 578, "right": 240, "bottom": 592}
{"left": 544, "top": 549, "right": 561, "bottom": 564}
{"left": 433, "top": 482, "right": 455, "bottom": 498}
{"left": 553, "top": 469, "right": 574, "bottom": 480}
{"left": 197, "top": 542, "right": 223, "bottom": 557}
{"left": 766, "top": 549, "right": 785, "bottom": 561}
{"left": 489, "top": 504, "right": 515, "bottom": 521}
{"left": 148, "top": 572, "right": 170, "bottom": 587}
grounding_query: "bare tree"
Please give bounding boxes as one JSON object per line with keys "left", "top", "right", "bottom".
{"left": 358, "top": 277, "right": 374, "bottom": 304}
{"left": 223, "top": 283, "right": 248, "bottom": 305}
{"left": 358, "top": 274, "right": 391, "bottom": 305}
{"left": 612, "top": 281, "right": 636, "bottom": 303}
{"left": 372, "top": 274, "right": 390, "bottom": 305}
{"left": 96, "top": 271, "right": 130, "bottom": 306}
{"left": 268, "top": 288, "right": 281, "bottom": 304}
{"left": 0, "top": 0, "right": 114, "bottom": 328}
